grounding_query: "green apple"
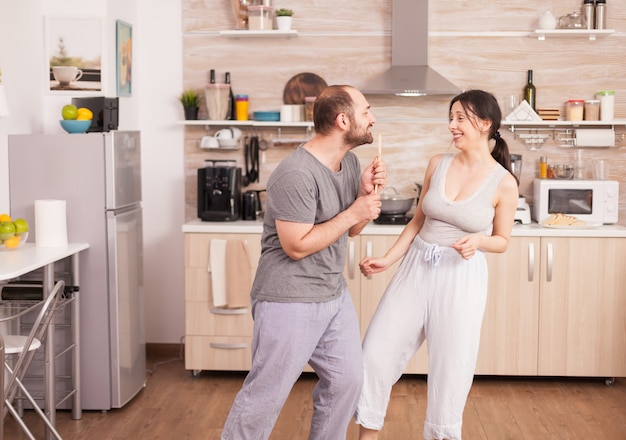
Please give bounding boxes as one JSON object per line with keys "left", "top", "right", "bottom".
{"left": 62, "top": 104, "right": 78, "bottom": 120}
{"left": 13, "top": 218, "right": 29, "bottom": 235}
{"left": 0, "top": 221, "right": 16, "bottom": 241}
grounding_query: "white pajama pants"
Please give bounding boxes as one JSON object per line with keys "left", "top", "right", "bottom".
{"left": 354, "top": 235, "right": 489, "bottom": 440}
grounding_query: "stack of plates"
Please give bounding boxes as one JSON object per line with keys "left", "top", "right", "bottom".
{"left": 537, "top": 108, "right": 561, "bottom": 121}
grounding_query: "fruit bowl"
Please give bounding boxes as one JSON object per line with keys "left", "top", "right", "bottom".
{"left": 60, "top": 119, "right": 92, "bottom": 134}
{"left": 0, "top": 231, "right": 28, "bottom": 251}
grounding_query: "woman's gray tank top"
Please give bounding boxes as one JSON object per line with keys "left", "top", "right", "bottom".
{"left": 419, "top": 153, "right": 508, "bottom": 247}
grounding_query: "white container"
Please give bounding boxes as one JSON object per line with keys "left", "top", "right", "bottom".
{"left": 596, "top": 90, "right": 615, "bottom": 121}
{"left": 248, "top": 5, "right": 273, "bottom": 30}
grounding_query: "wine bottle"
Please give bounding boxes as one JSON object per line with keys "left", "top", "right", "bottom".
{"left": 225, "top": 72, "right": 236, "bottom": 120}
{"left": 523, "top": 70, "right": 536, "bottom": 111}
{"left": 209, "top": 69, "right": 215, "bottom": 84}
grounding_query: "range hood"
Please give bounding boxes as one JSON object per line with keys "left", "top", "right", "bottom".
{"left": 362, "top": 0, "right": 460, "bottom": 97}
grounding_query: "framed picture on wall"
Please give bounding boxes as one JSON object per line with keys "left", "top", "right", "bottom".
{"left": 45, "top": 16, "right": 104, "bottom": 94}
{"left": 116, "top": 20, "right": 132, "bottom": 97}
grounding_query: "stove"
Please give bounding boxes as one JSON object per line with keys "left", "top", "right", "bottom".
{"left": 374, "top": 213, "right": 412, "bottom": 225}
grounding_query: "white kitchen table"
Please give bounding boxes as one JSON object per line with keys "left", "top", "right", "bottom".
{"left": 0, "top": 242, "right": 88, "bottom": 440}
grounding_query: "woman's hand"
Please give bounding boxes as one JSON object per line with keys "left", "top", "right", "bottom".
{"left": 359, "top": 255, "right": 391, "bottom": 276}
{"left": 451, "top": 234, "right": 482, "bottom": 260}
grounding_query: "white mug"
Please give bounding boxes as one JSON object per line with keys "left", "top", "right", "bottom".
{"left": 52, "top": 66, "right": 83, "bottom": 85}
{"left": 200, "top": 136, "right": 219, "bottom": 149}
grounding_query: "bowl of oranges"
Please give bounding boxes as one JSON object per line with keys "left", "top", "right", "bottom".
{"left": 0, "top": 214, "right": 29, "bottom": 251}
{"left": 59, "top": 104, "right": 93, "bottom": 134}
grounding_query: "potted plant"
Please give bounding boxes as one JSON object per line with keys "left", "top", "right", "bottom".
{"left": 275, "top": 8, "right": 294, "bottom": 31}
{"left": 180, "top": 89, "right": 199, "bottom": 120}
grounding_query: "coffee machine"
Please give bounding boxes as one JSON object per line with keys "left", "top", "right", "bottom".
{"left": 197, "top": 160, "right": 242, "bottom": 221}
{"left": 510, "top": 154, "right": 531, "bottom": 224}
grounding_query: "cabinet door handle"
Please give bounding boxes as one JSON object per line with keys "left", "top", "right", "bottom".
{"left": 546, "top": 242, "right": 553, "bottom": 282}
{"left": 210, "top": 342, "right": 248, "bottom": 350}
{"left": 528, "top": 242, "right": 535, "bottom": 282}
{"left": 348, "top": 240, "right": 355, "bottom": 280}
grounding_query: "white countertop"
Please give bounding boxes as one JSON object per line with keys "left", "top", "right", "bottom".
{"left": 182, "top": 219, "right": 626, "bottom": 238}
{"left": 0, "top": 243, "right": 90, "bottom": 280}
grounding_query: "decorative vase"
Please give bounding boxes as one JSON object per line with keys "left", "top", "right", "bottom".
{"left": 276, "top": 16, "right": 293, "bottom": 31}
{"left": 183, "top": 106, "right": 199, "bottom": 120}
{"left": 539, "top": 11, "right": 557, "bottom": 30}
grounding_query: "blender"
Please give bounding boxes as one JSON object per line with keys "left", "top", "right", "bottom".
{"left": 510, "top": 154, "right": 531, "bottom": 224}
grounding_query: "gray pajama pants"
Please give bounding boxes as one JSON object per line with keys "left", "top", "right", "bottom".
{"left": 221, "top": 289, "right": 363, "bottom": 440}
{"left": 355, "top": 235, "right": 488, "bottom": 440}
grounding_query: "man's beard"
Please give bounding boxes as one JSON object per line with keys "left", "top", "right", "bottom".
{"left": 343, "top": 123, "right": 373, "bottom": 148}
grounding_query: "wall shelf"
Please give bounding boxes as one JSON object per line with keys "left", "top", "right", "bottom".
{"left": 502, "top": 120, "right": 626, "bottom": 130}
{"left": 179, "top": 120, "right": 312, "bottom": 128}
{"left": 218, "top": 29, "right": 298, "bottom": 38}
{"left": 533, "top": 29, "right": 615, "bottom": 41}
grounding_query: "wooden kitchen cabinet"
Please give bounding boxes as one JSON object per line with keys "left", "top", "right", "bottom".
{"left": 184, "top": 231, "right": 626, "bottom": 379}
{"left": 477, "top": 237, "right": 540, "bottom": 375}
{"left": 347, "top": 235, "right": 429, "bottom": 374}
{"left": 479, "top": 235, "right": 626, "bottom": 379}
{"left": 538, "top": 237, "right": 626, "bottom": 378}
{"left": 184, "top": 232, "right": 261, "bottom": 373}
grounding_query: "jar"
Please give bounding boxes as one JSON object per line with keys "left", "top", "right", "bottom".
{"left": 565, "top": 100, "right": 584, "bottom": 121}
{"left": 596, "top": 90, "right": 615, "bottom": 121}
{"left": 247, "top": 5, "right": 273, "bottom": 30}
{"left": 584, "top": 100, "right": 600, "bottom": 121}
{"left": 235, "top": 94, "right": 249, "bottom": 121}
{"left": 304, "top": 96, "right": 316, "bottom": 122}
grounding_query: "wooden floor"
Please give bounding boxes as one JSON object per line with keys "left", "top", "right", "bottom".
{"left": 3, "top": 345, "right": 626, "bottom": 439}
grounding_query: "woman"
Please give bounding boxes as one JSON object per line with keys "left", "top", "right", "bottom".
{"left": 354, "top": 90, "right": 519, "bottom": 440}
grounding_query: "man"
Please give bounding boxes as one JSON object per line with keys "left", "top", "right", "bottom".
{"left": 221, "top": 85, "right": 386, "bottom": 440}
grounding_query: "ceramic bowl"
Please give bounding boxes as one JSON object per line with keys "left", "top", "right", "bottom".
{"left": 60, "top": 119, "right": 92, "bottom": 134}
{"left": 217, "top": 137, "right": 239, "bottom": 149}
{"left": 0, "top": 231, "right": 28, "bottom": 251}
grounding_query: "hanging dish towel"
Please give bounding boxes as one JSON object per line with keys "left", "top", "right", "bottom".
{"left": 208, "top": 239, "right": 252, "bottom": 309}
{"left": 208, "top": 239, "right": 228, "bottom": 307}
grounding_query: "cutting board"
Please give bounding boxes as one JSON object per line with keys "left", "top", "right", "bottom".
{"left": 282, "top": 72, "right": 328, "bottom": 105}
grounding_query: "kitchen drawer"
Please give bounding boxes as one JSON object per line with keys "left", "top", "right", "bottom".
{"left": 185, "top": 335, "right": 252, "bottom": 371}
{"left": 185, "top": 301, "right": 253, "bottom": 336}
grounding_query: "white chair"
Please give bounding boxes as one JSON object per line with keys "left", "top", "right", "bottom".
{"left": 2, "top": 280, "right": 64, "bottom": 440}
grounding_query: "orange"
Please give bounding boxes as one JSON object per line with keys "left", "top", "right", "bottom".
{"left": 76, "top": 107, "right": 93, "bottom": 121}
{"left": 0, "top": 213, "right": 11, "bottom": 222}
{"left": 3, "top": 235, "right": 20, "bottom": 249}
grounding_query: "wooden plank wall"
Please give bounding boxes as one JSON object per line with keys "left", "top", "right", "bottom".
{"left": 181, "top": 0, "right": 626, "bottom": 224}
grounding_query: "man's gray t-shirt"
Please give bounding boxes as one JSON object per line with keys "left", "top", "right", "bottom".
{"left": 250, "top": 145, "right": 361, "bottom": 303}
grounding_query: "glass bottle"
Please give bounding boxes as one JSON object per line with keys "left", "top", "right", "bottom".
{"left": 523, "top": 70, "right": 536, "bottom": 111}
{"left": 225, "top": 72, "right": 236, "bottom": 120}
{"left": 209, "top": 69, "right": 215, "bottom": 84}
{"left": 540, "top": 156, "right": 548, "bottom": 179}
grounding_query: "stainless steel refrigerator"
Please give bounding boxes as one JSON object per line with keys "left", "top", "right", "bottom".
{"left": 8, "top": 131, "right": 146, "bottom": 410}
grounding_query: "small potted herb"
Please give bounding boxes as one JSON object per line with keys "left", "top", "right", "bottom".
{"left": 180, "top": 89, "right": 199, "bottom": 120}
{"left": 275, "top": 8, "right": 294, "bottom": 31}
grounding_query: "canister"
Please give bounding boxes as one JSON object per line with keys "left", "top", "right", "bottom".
{"left": 584, "top": 100, "right": 600, "bottom": 121}
{"left": 596, "top": 90, "right": 615, "bottom": 121}
{"left": 247, "top": 5, "right": 274, "bottom": 30}
{"left": 235, "top": 94, "right": 249, "bottom": 121}
{"left": 304, "top": 96, "right": 316, "bottom": 122}
{"left": 565, "top": 99, "right": 584, "bottom": 121}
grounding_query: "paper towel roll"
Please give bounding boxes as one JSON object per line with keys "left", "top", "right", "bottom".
{"left": 35, "top": 199, "right": 68, "bottom": 247}
{"left": 575, "top": 129, "right": 615, "bottom": 147}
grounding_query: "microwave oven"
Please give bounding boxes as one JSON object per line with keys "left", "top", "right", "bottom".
{"left": 532, "top": 178, "right": 619, "bottom": 224}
